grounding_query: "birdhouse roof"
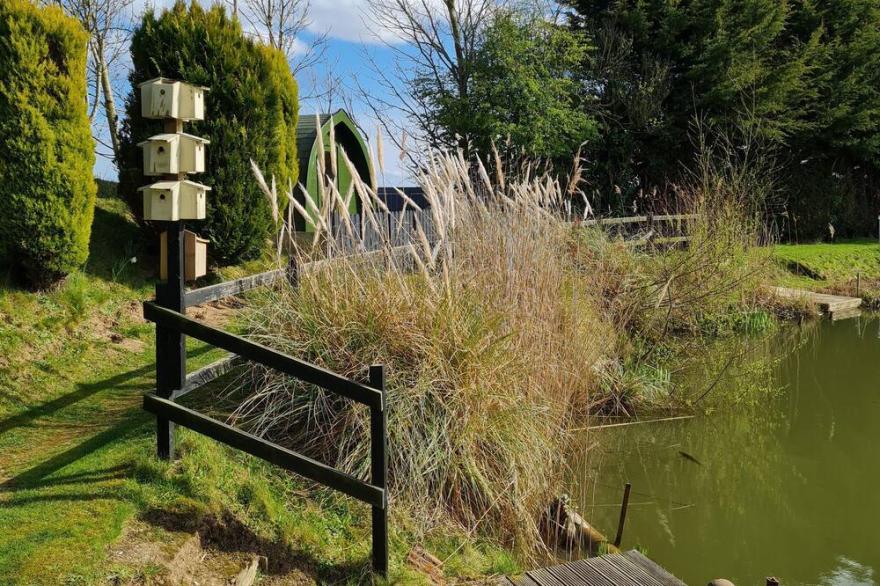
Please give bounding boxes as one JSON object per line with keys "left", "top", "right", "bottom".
{"left": 137, "top": 180, "right": 212, "bottom": 191}
{"left": 137, "top": 133, "right": 210, "bottom": 147}
{"left": 137, "top": 77, "right": 210, "bottom": 91}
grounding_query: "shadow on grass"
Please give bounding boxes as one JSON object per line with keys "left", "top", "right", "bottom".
{"left": 143, "top": 508, "right": 370, "bottom": 583}
{"left": 0, "top": 345, "right": 215, "bottom": 437}
{"left": 0, "top": 415, "right": 145, "bottom": 492}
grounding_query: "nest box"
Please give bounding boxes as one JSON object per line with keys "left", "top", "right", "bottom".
{"left": 139, "top": 180, "right": 210, "bottom": 221}
{"left": 138, "top": 133, "right": 209, "bottom": 176}
{"left": 139, "top": 77, "right": 207, "bottom": 121}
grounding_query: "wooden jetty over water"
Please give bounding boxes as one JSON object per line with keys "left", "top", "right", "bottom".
{"left": 770, "top": 286, "right": 862, "bottom": 320}
{"left": 501, "top": 551, "right": 686, "bottom": 586}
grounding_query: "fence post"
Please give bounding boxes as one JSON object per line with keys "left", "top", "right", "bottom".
{"left": 613, "top": 482, "right": 632, "bottom": 547}
{"left": 369, "top": 364, "right": 388, "bottom": 577}
{"left": 155, "top": 221, "right": 187, "bottom": 460}
{"left": 286, "top": 255, "right": 300, "bottom": 289}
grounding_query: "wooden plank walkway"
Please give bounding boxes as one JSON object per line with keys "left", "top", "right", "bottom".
{"left": 501, "top": 551, "right": 686, "bottom": 586}
{"left": 770, "top": 286, "right": 861, "bottom": 316}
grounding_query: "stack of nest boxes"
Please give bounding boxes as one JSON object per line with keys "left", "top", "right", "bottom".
{"left": 137, "top": 77, "right": 211, "bottom": 282}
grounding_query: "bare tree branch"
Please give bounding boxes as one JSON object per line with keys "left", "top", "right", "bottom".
{"left": 363, "top": 0, "right": 500, "bottom": 167}
{"left": 229, "top": 0, "right": 328, "bottom": 75}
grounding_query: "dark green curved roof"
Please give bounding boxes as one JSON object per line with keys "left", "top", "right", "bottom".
{"left": 295, "top": 113, "right": 332, "bottom": 181}
{"left": 294, "top": 110, "right": 375, "bottom": 231}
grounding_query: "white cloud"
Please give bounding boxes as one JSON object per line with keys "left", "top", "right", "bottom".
{"left": 307, "top": 0, "right": 402, "bottom": 44}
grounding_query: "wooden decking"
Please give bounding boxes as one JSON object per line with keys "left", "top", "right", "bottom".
{"left": 501, "top": 551, "right": 686, "bottom": 586}
{"left": 770, "top": 286, "right": 862, "bottom": 317}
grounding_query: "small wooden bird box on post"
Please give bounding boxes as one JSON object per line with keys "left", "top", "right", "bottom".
{"left": 159, "top": 230, "right": 208, "bottom": 282}
{"left": 139, "top": 133, "right": 209, "bottom": 176}
{"left": 139, "top": 180, "right": 209, "bottom": 221}
{"left": 141, "top": 77, "right": 211, "bottom": 463}
{"left": 139, "top": 77, "right": 207, "bottom": 121}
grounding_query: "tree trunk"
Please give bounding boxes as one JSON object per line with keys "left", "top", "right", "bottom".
{"left": 97, "top": 38, "right": 122, "bottom": 166}
{"left": 444, "top": 0, "right": 470, "bottom": 156}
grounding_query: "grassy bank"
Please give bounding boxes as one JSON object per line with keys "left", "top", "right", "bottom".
{"left": 773, "top": 239, "right": 880, "bottom": 308}
{"left": 0, "top": 192, "right": 514, "bottom": 584}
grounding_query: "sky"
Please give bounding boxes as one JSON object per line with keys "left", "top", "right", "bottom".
{"left": 95, "top": 0, "right": 413, "bottom": 185}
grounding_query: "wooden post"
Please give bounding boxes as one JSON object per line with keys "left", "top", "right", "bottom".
{"left": 155, "top": 220, "right": 186, "bottom": 460}
{"left": 154, "top": 117, "right": 189, "bottom": 461}
{"left": 613, "top": 482, "right": 632, "bottom": 547}
{"left": 286, "top": 255, "right": 299, "bottom": 289}
{"left": 369, "top": 364, "right": 388, "bottom": 577}
{"left": 856, "top": 272, "right": 861, "bottom": 297}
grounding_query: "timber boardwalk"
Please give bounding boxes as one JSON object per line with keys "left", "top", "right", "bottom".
{"left": 770, "top": 286, "right": 862, "bottom": 319}
{"left": 502, "top": 551, "right": 686, "bottom": 586}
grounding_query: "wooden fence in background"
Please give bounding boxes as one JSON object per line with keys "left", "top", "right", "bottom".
{"left": 581, "top": 213, "right": 699, "bottom": 246}
{"left": 329, "top": 208, "right": 437, "bottom": 255}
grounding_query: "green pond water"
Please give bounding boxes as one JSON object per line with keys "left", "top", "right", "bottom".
{"left": 573, "top": 317, "right": 880, "bottom": 585}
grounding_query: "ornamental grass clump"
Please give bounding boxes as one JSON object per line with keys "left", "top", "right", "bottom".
{"left": 238, "top": 147, "right": 609, "bottom": 558}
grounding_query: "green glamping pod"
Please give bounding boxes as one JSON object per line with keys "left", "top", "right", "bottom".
{"left": 295, "top": 110, "right": 375, "bottom": 231}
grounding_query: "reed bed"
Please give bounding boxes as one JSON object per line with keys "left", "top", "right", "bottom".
{"left": 232, "top": 125, "right": 773, "bottom": 561}
{"left": 236, "top": 145, "right": 610, "bottom": 559}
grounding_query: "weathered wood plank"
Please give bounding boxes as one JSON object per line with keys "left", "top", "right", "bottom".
{"left": 604, "top": 554, "right": 665, "bottom": 586}
{"left": 508, "top": 551, "right": 684, "bottom": 586}
{"left": 526, "top": 567, "right": 569, "bottom": 586}
{"left": 180, "top": 353, "right": 242, "bottom": 397}
{"left": 553, "top": 560, "right": 614, "bottom": 586}
{"left": 769, "top": 286, "right": 862, "bottom": 313}
{"left": 185, "top": 268, "right": 286, "bottom": 307}
{"left": 624, "top": 551, "right": 686, "bottom": 586}
{"left": 589, "top": 555, "right": 648, "bottom": 586}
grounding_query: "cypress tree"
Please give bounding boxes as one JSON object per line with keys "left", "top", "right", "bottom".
{"left": 0, "top": 0, "right": 96, "bottom": 287}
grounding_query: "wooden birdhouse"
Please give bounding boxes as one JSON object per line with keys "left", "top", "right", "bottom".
{"left": 160, "top": 230, "right": 209, "bottom": 281}
{"left": 139, "top": 77, "right": 207, "bottom": 121}
{"left": 138, "top": 133, "right": 209, "bottom": 176}
{"left": 140, "top": 180, "right": 210, "bottom": 221}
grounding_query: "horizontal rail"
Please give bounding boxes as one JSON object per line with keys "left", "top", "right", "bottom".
{"left": 582, "top": 213, "right": 699, "bottom": 226}
{"left": 143, "top": 394, "right": 385, "bottom": 507}
{"left": 143, "top": 302, "right": 384, "bottom": 410}
{"left": 185, "top": 268, "right": 286, "bottom": 307}
{"left": 185, "top": 245, "right": 417, "bottom": 308}
{"left": 181, "top": 353, "right": 243, "bottom": 397}
{"left": 652, "top": 213, "right": 699, "bottom": 221}
{"left": 583, "top": 215, "right": 649, "bottom": 226}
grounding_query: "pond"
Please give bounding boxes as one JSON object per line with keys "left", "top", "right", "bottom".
{"left": 573, "top": 317, "right": 880, "bottom": 585}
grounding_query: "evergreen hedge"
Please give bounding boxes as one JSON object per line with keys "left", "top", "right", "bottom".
{"left": 0, "top": 0, "right": 96, "bottom": 287}
{"left": 119, "top": 2, "right": 299, "bottom": 264}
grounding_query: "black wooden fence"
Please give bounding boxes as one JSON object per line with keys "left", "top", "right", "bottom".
{"left": 146, "top": 226, "right": 389, "bottom": 575}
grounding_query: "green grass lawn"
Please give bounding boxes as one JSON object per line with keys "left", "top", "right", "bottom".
{"left": 0, "top": 192, "right": 516, "bottom": 584}
{"left": 772, "top": 239, "right": 880, "bottom": 290}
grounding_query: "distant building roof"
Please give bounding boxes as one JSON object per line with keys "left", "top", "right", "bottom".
{"left": 377, "top": 186, "right": 429, "bottom": 211}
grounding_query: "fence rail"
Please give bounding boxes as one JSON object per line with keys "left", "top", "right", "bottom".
{"left": 146, "top": 226, "right": 390, "bottom": 575}
{"left": 580, "top": 213, "right": 699, "bottom": 246}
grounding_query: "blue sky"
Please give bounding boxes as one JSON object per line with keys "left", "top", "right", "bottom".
{"left": 97, "top": 0, "right": 413, "bottom": 185}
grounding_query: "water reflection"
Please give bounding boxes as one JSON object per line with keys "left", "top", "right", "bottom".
{"left": 571, "top": 317, "right": 880, "bottom": 585}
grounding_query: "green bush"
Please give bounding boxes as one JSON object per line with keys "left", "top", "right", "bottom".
{"left": 0, "top": 0, "right": 96, "bottom": 287}
{"left": 119, "top": 1, "right": 298, "bottom": 264}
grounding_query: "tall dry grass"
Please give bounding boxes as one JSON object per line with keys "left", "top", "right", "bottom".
{"left": 234, "top": 122, "right": 774, "bottom": 559}
{"left": 238, "top": 146, "right": 610, "bottom": 558}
